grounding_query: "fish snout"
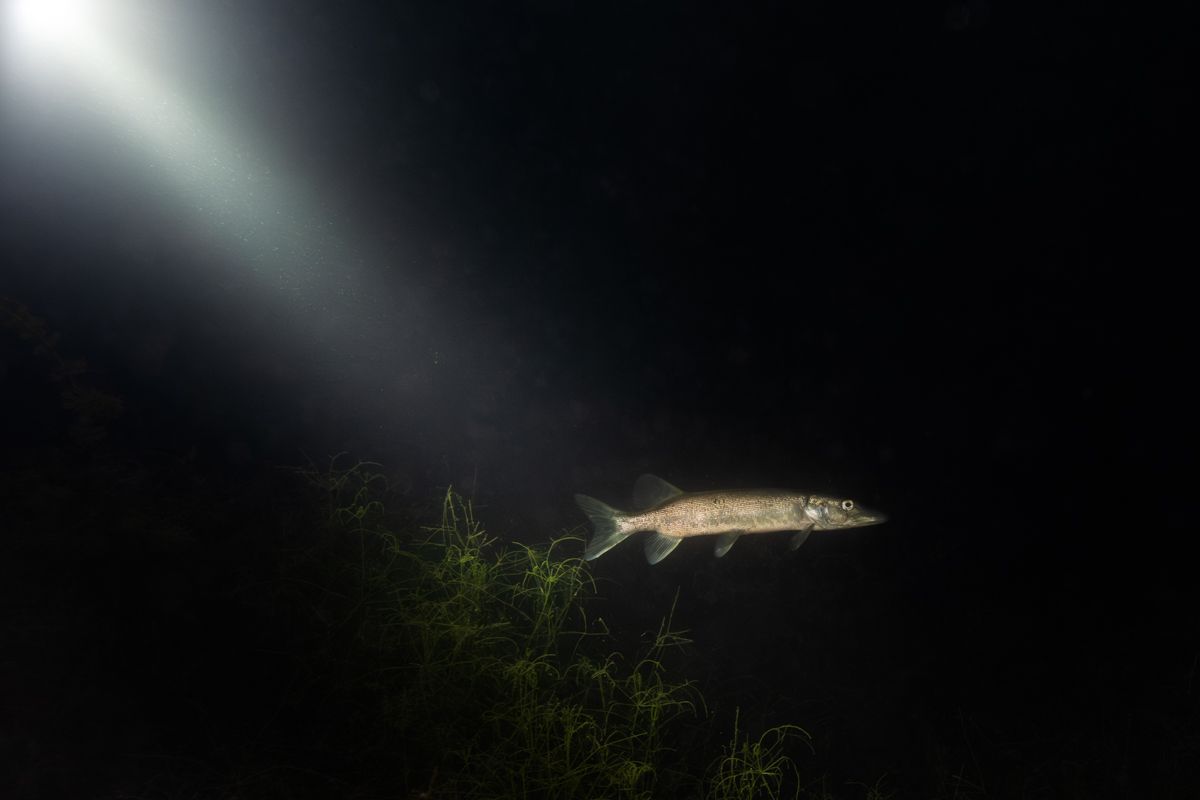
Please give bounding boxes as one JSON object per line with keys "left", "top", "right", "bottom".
{"left": 853, "top": 505, "right": 888, "bottom": 526}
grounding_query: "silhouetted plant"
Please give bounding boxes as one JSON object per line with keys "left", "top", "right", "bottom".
{"left": 1, "top": 294, "right": 122, "bottom": 445}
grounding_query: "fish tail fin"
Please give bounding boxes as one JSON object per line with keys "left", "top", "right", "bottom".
{"left": 574, "top": 494, "right": 631, "bottom": 560}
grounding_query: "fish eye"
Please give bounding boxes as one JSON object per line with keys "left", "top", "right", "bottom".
{"left": 841, "top": 499, "right": 854, "bottom": 511}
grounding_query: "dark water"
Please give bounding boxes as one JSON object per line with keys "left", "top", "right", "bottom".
{"left": 2, "top": 1, "right": 1193, "bottom": 796}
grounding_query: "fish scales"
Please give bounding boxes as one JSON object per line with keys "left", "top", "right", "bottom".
{"left": 574, "top": 474, "right": 886, "bottom": 564}
{"left": 629, "top": 490, "right": 808, "bottom": 538}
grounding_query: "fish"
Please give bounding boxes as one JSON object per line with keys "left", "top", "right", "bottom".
{"left": 575, "top": 474, "right": 886, "bottom": 564}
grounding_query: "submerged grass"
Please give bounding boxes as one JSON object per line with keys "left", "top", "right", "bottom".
{"left": 7, "top": 302, "right": 1197, "bottom": 800}
{"left": 707, "top": 709, "right": 811, "bottom": 800}
{"left": 291, "top": 457, "right": 807, "bottom": 799}
{"left": 6, "top": 442, "right": 1194, "bottom": 798}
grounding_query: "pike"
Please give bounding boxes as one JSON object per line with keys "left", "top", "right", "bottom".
{"left": 575, "top": 474, "right": 886, "bottom": 564}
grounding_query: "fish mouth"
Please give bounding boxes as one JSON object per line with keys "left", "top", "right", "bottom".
{"left": 853, "top": 507, "right": 888, "bottom": 526}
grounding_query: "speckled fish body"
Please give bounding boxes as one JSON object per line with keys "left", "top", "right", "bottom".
{"left": 575, "top": 474, "right": 886, "bottom": 564}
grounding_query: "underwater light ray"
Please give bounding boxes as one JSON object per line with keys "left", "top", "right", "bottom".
{"left": 2, "top": 0, "right": 444, "bottom": 433}
{"left": 8, "top": 0, "right": 94, "bottom": 46}
{"left": 7, "top": 1, "right": 362, "bottom": 317}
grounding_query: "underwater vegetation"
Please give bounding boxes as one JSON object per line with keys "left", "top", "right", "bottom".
{"left": 3, "top": 422, "right": 1194, "bottom": 797}
{"left": 286, "top": 457, "right": 815, "bottom": 799}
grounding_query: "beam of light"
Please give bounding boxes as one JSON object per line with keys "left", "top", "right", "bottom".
{"left": 2, "top": 0, "right": 442, "bottom": 445}
{"left": 8, "top": 0, "right": 93, "bottom": 45}
{"left": 6, "top": 1, "right": 363, "bottom": 308}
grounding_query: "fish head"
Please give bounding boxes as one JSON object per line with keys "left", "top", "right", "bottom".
{"left": 805, "top": 495, "right": 887, "bottom": 530}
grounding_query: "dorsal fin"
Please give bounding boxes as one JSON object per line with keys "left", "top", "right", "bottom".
{"left": 633, "top": 474, "right": 685, "bottom": 510}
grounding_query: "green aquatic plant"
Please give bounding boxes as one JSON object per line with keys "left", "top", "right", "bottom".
{"left": 295, "top": 452, "right": 396, "bottom": 534}
{"left": 288, "top": 459, "right": 812, "bottom": 799}
{"left": 706, "top": 708, "right": 811, "bottom": 800}
{"left": 466, "top": 594, "right": 702, "bottom": 800}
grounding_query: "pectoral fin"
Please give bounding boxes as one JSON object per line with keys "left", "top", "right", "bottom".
{"left": 645, "top": 532, "right": 684, "bottom": 564}
{"left": 714, "top": 531, "right": 743, "bottom": 558}
{"left": 788, "top": 527, "right": 813, "bottom": 551}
